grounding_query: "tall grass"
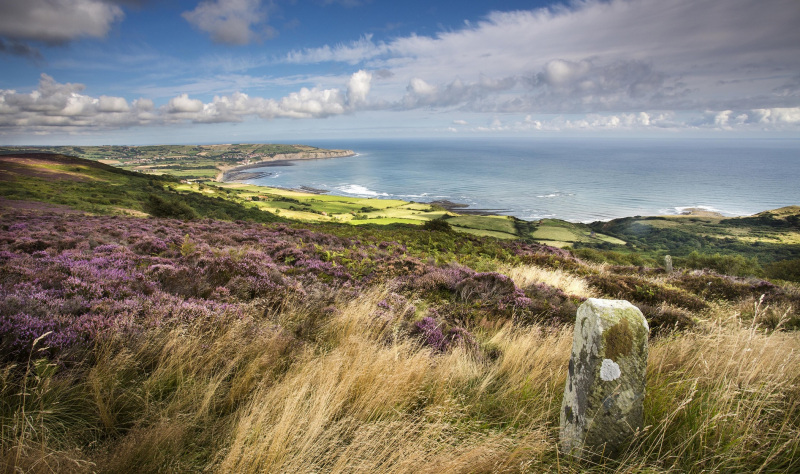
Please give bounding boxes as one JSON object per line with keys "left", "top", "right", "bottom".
{"left": 635, "top": 309, "right": 800, "bottom": 473}
{"left": 1, "top": 287, "right": 799, "bottom": 472}
{"left": 501, "top": 264, "right": 599, "bottom": 299}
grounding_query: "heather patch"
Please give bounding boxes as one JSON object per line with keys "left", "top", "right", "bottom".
{"left": 587, "top": 273, "right": 707, "bottom": 311}
{"left": 1, "top": 208, "right": 799, "bottom": 473}
{"left": 672, "top": 271, "right": 780, "bottom": 302}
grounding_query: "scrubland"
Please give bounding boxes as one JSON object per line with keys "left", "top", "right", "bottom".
{"left": 2, "top": 209, "right": 799, "bottom": 473}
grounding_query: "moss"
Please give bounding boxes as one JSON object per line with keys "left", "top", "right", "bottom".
{"left": 604, "top": 317, "right": 633, "bottom": 360}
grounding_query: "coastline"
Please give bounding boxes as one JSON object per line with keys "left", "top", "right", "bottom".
{"left": 216, "top": 149, "right": 355, "bottom": 182}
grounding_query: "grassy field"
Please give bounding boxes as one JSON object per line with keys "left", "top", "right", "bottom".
{"left": 1, "top": 207, "right": 798, "bottom": 473}
{"left": 0, "top": 147, "right": 628, "bottom": 247}
{"left": 3, "top": 152, "right": 799, "bottom": 279}
{"left": 0, "top": 143, "right": 344, "bottom": 180}
{"left": 531, "top": 219, "right": 627, "bottom": 247}
{"left": 581, "top": 211, "right": 800, "bottom": 280}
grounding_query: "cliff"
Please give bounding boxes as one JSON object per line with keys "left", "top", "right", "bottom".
{"left": 217, "top": 149, "right": 355, "bottom": 182}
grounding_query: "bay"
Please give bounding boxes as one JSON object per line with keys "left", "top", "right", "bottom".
{"left": 246, "top": 138, "right": 800, "bottom": 222}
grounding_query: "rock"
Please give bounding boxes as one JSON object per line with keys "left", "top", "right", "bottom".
{"left": 665, "top": 255, "right": 673, "bottom": 273}
{"left": 560, "top": 298, "right": 649, "bottom": 458}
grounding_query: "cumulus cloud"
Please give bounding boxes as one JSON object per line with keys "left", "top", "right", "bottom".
{"left": 0, "top": 0, "right": 124, "bottom": 43}
{"left": 167, "top": 94, "right": 204, "bottom": 114}
{"left": 4, "top": 73, "right": 799, "bottom": 135}
{"left": 182, "top": 0, "right": 271, "bottom": 45}
{"left": 98, "top": 96, "right": 130, "bottom": 113}
{"left": 0, "top": 74, "right": 150, "bottom": 130}
{"left": 0, "top": 71, "right": 375, "bottom": 132}
{"left": 462, "top": 107, "right": 800, "bottom": 134}
{"left": 751, "top": 108, "right": 800, "bottom": 125}
{"left": 346, "top": 70, "right": 372, "bottom": 106}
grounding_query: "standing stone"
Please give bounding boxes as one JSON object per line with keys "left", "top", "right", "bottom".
{"left": 560, "top": 299, "right": 649, "bottom": 457}
{"left": 664, "top": 255, "right": 673, "bottom": 273}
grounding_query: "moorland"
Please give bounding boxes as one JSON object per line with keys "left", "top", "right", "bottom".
{"left": 0, "top": 149, "right": 799, "bottom": 472}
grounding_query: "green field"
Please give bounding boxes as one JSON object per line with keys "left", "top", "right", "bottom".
{"left": 0, "top": 145, "right": 635, "bottom": 247}
{"left": 3, "top": 150, "right": 798, "bottom": 273}
{"left": 0, "top": 153, "right": 624, "bottom": 246}
{"left": 0, "top": 143, "right": 340, "bottom": 179}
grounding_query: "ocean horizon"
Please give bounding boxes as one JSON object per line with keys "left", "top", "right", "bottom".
{"left": 245, "top": 138, "right": 800, "bottom": 222}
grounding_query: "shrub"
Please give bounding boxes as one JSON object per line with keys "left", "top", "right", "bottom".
{"left": 635, "top": 303, "right": 696, "bottom": 335}
{"left": 411, "top": 315, "right": 476, "bottom": 352}
{"left": 422, "top": 218, "right": 452, "bottom": 233}
{"left": 573, "top": 247, "right": 657, "bottom": 267}
{"left": 672, "top": 272, "right": 778, "bottom": 302}
{"left": 765, "top": 258, "right": 800, "bottom": 282}
{"left": 144, "top": 194, "right": 198, "bottom": 220}
{"left": 588, "top": 273, "right": 707, "bottom": 311}
{"left": 678, "top": 251, "right": 763, "bottom": 277}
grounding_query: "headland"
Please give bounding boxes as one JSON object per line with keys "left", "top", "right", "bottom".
{"left": 217, "top": 149, "right": 355, "bottom": 182}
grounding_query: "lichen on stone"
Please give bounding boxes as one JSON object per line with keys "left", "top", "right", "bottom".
{"left": 604, "top": 317, "right": 633, "bottom": 360}
{"left": 600, "top": 358, "right": 621, "bottom": 381}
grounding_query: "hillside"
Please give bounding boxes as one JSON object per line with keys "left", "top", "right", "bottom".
{"left": 0, "top": 152, "right": 624, "bottom": 246}
{"left": 0, "top": 144, "right": 354, "bottom": 181}
{"left": 0, "top": 153, "right": 282, "bottom": 223}
{"left": 581, "top": 209, "right": 800, "bottom": 281}
{"left": 1, "top": 152, "right": 799, "bottom": 472}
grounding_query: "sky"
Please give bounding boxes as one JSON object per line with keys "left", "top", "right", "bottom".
{"left": 0, "top": 0, "right": 799, "bottom": 145}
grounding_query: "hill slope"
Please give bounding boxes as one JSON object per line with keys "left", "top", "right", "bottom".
{"left": 1, "top": 151, "right": 800, "bottom": 472}
{"left": 1, "top": 153, "right": 282, "bottom": 223}
{"left": 582, "top": 209, "right": 800, "bottom": 280}
{"left": 2, "top": 200, "right": 799, "bottom": 472}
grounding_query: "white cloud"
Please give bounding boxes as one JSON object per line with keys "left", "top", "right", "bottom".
{"left": 0, "top": 0, "right": 124, "bottom": 43}
{"left": 167, "top": 94, "right": 204, "bottom": 113}
{"left": 402, "top": 75, "right": 517, "bottom": 109}
{"left": 277, "top": 87, "right": 345, "bottom": 118}
{"left": 284, "top": 35, "right": 388, "bottom": 65}
{"left": 98, "top": 96, "right": 130, "bottom": 113}
{"left": 286, "top": 0, "right": 800, "bottom": 115}
{"left": 346, "top": 70, "right": 372, "bottom": 106}
{"left": 182, "top": 0, "right": 269, "bottom": 45}
{"left": 538, "top": 60, "right": 592, "bottom": 87}
{"left": 0, "top": 74, "right": 143, "bottom": 130}
{"left": 3, "top": 74, "right": 799, "bottom": 136}
{"left": 133, "top": 98, "right": 154, "bottom": 111}
{"left": 0, "top": 72, "right": 375, "bottom": 132}
{"left": 752, "top": 108, "right": 800, "bottom": 125}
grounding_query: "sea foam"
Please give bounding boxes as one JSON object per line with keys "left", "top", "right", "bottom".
{"left": 337, "top": 184, "right": 389, "bottom": 197}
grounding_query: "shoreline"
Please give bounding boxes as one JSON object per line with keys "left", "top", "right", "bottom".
{"left": 216, "top": 149, "right": 355, "bottom": 182}
{"left": 215, "top": 154, "right": 772, "bottom": 222}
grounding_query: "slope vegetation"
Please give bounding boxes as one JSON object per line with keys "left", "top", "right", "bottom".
{"left": 1, "top": 152, "right": 799, "bottom": 472}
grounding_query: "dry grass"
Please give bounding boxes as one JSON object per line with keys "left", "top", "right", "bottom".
{"left": 2, "top": 285, "right": 799, "bottom": 473}
{"left": 500, "top": 264, "right": 599, "bottom": 299}
{"left": 219, "top": 290, "right": 569, "bottom": 473}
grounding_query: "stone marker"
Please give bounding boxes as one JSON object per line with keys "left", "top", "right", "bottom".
{"left": 664, "top": 255, "right": 673, "bottom": 273}
{"left": 560, "top": 299, "right": 649, "bottom": 457}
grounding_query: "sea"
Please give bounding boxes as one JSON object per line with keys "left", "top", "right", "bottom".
{"left": 246, "top": 138, "right": 800, "bottom": 222}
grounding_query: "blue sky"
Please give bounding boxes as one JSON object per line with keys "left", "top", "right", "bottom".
{"left": 1, "top": 0, "right": 799, "bottom": 144}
